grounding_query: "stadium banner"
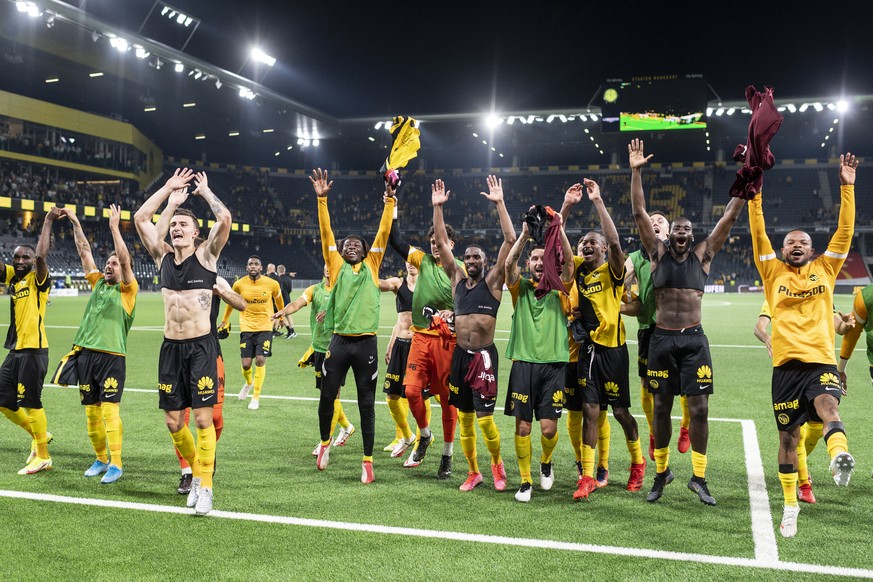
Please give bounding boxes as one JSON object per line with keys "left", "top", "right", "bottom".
{"left": 838, "top": 252, "right": 871, "bottom": 285}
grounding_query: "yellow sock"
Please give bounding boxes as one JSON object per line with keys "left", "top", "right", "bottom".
{"left": 515, "top": 434, "right": 532, "bottom": 484}
{"left": 805, "top": 421, "right": 823, "bottom": 456}
{"left": 1, "top": 406, "right": 33, "bottom": 437}
{"left": 825, "top": 429, "right": 848, "bottom": 459}
{"left": 458, "top": 411, "right": 478, "bottom": 473}
{"left": 567, "top": 410, "right": 583, "bottom": 463}
{"left": 196, "top": 425, "right": 216, "bottom": 488}
{"left": 680, "top": 395, "right": 690, "bottom": 430}
{"left": 85, "top": 404, "right": 109, "bottom": 463}
{"left": 627, "top": 438, "right": 644, "bottom": 465}
{"left": 336, "top": 399, "right": 350, "bottom": 429}
{"left": 242, "top": 366, "right": 253, "bottom": 384}
{"left": 597, "top": 410, "right": 611, "bottom": 470}
{"left": 252, "top": 365, "right": 266, "bottom": 399}
{"left": 691, "top": 450, "right": 707, "bottom": 479}
{"left": 26, "top": 408, "right": 49, "bottom": 458}
{"left": 654, "top": 446, "right": 670, "bottom": 473}
{"left": 477, "top": 415, "right": 501, "bottom": 465}
{"left": 387, "top": 398, "right": 414, "bottom": 440}
{"left": 171, "top": 426, "right": 200, "bottom": 478}
{"left": 640, "top": 383, "right": 654, "bottom": 433}
{"left": 101, "top": 403, "right": 122, "bottom": 468}
{"left": 779, "top": 467, "right": 799, "bottom": 506}
{"left": 398, "top": 398, "right": 410, "bottom": 439}
{"left": 330, "top": 400, "right": 341, "bottom": 436}
{"left": 796, "top": 424, "right": 809, "bottom": 485}
{"left": 582, "top": 444, "right": 595, "bottom": 478}
{"left": 541, "top": 433, "right": 559, "bottom": 464}
{"left": 363, "top": 455, "right": 373, "bottom": 462}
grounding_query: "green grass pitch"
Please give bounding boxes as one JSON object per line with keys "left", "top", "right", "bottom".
{"left": 1, "top": 290, "right": 872, "bottom": 580}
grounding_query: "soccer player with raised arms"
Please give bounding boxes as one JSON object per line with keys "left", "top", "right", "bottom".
{"left": 750, "top": 153, "right": 859, "bottom": 538}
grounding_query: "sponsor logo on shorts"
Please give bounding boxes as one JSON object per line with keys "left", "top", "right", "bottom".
{"left": 649, "top": 380, "right": 659, "bottom": 390}
{"left": 511, "top": 392, "right": 529, "bottom": 404}
{"left": 484, "top": 401, "right": 495, "bottom": 408}
{"left": 325, "top": 350, "right": 331, "bottom": 359}
{"left": 263, "top": 340, "right": 271, "bottom": 351}
{"left": 17, "top": 383, "right": 25, "bottom": 398}
{"left": 197, "top": 376, "right": 215, "bottom": 393}
{"left": 647, "top": 369, "right": 669, "bottom": 379}
{"left": 103, "top": 377, "right": 119, "bottom": 393}
{"left": 408, "top": 363, "right": 417, "bottom": 371}
{"left": 578, "top": 378, "right": 587, "bottom": 388}
{"left": 604, "top": 381, "right": 619, "bottom": 396}
{"left": 565, "top": 386, "right": 575, "bottom": 396}
{"left": 449, "top": 382, "right": 459, "bottom": 395}
{"left": 79, "top": 383, "right": 91, "bottom": 393}
{"left": 552, "top": 390, "right": 565, "bottom": 406}
{"left": 819, "top": 372, "right": 840, "bottom": 387}
{"left": 774, "top": 399, "right": 799, "bottom": 411}
{"left": 696, "top": 365, "right": 713, "bottom": 385}
{"left": 383, "top": 380, "right": 391, "bottom": 389}
{"left": 777, "top": 413, "right": 790, "bottom": 425}
{"left": 240, "top": 342, "right": 247, "bottom": 349}
{"left": 158, "top": 383, "right": 173, "bottom": 393}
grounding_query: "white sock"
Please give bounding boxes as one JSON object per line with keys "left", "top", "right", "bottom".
{"left": 442, "top": 441, "right": 454, "bottom": 456}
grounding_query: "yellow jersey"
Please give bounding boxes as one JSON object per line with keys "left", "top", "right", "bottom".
{"left": 4, "top": 264, "right": 51, "bottom": 350}
{"left": 225, "top": 275, "right": 284, "bottom": 332}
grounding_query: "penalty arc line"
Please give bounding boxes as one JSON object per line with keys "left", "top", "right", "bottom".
{"left": 0, "top": 490, "right": 871, "bottom": 579}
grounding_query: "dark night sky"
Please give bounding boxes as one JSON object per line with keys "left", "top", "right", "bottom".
{"left": 70, "top": 0, "right": 873, "bottom": 118}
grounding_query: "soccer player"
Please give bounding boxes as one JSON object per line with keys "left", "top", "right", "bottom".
{"left": 432, "top": 175, "right": 515, "bottom": 492}
{"left": 750, "top": 153, "right": 859, "bottom": 537}
{"left": 134, "top": 167, "right": 231, "bottom": 516}
{"left": 274, "top": 265, "right": 355, "bottom": 452}
{"left": 378, "top": 263, "right": 422, "bottom": 457}
{"left": 311, "top": 168, "right": 394, "bottom": 484}
{"left": 754, "top": 301, "right": 854, "bottom": 505}
{"left": 276, "top": 265, "right": 297, "bottom": 338}
{"left": 388, "top": 195, "right": 462, "bottom": 479}
{"left": 629, "top": 139, "right": 746, "bottom": 506}
{"left": 504, "top": 208, "right": 575, "bottom": 502}
{"left": 623, "top": 212, "right": 692, "bottom": 461}
{"left": 176, "top": 274, "right": 246, "bottom": 494}
{"left": 54, "top": 205, "right": 137, "bottom": 484}
{"left": 221, "top": 256, "right": 284, "bottom": 410}
{"left": 567, "top": 179, "right": 646, "bottom": 500}
{"left": 1, "top": 208, "right": 60, "bottom": 475}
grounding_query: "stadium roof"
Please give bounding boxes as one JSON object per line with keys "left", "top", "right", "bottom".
{"left": 1, "top": 0, "right": 872, "bottom": 171}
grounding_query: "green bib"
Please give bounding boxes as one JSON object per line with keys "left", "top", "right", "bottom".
{"left": 326, "top": 261, "right": 380, "bottom": 335}
{"left": 629, "top": 249, "right": 656, "bottom": 328}
{"left": 309, "top": 282, "right": 332, "bottom": 352}
{"left": 411, "top": 255, "right": 460, "bottom": 329}
{"left": 73, "top": 278, "right": 135, "bottom": 354}
{"left": 506, "top": 278, "right": 569, "bottom": 363}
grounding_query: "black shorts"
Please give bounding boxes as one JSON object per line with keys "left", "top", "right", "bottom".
{"left": 383, "top": 338, "right": 411, "bottom": 397}
{"left": 449, "top": 344, "right": 499, "bottom": 414}
{"left": 504, "top": 361, "right": 565, "bottom": 422}
{"left": 77, "top": 349, "right": 126, "bottom": 405}
{"left": 240, "top": 331, "right": 273, "bottom": 359}
{"left": 578, "top": 342, "right": 631, "bottom": 410}
{"left": 0, "top": 349, "right": 48, "bottom": 410}
{"left": 646, "top": 325, "right": 714, "bottom": 397}
{"left": 158, "top": 334, "right": 220, "bottom": 411}
{"left": 772, "top": 361, "right": 842, "bottom": 431}
{"left": 563, "top": 361, "right": 584, "bottom": 412}
{"left": 637, "top": 326, "right": 654, "bottom": 378}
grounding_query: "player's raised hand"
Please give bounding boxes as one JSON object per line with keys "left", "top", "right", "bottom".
{"left": 108, "top": 204, "right": 122, "bottom": 230}
{"left": 45, "top": 206, "right": 65, "bottom": 223}
{"left": 310, "top": 168, "right": 333, "bottom": 197}
{"left": 839, "top": 153, "right": 859, "bottom": 186}
{"left": 629, "top": 138, "right": 654, "bottom": 170}
{"left": 431, "top": 179, "right": 450, "bottom": 206}
{"left": 480, "top": 175, "right": 504, "bottom": 203}
{"left": 564, "top": 183, "right": 584, "bottom": 207}
{"left": 192, "top": 172, "right": 210, "bottom": 196}
{"left": 583, "top": 178, "right": 602, "bottom": 202}
{"left": 168, "top": 187, "right": 189, "bottom": 208}
{"left": 165, "top": 168, "right": 195, "bottom": 191}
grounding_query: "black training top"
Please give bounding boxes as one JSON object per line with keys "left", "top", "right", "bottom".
{"left": 454, "top": 278, "right": 500, "bottom": 318}
{"left": 651, "top": 247, "right": 708, "bottom": 292}
{"left": 396, "top": 278, "right": 413, "bottom": 313}
{"left": 160, "top": 252, "right": 217, "bottom": 292}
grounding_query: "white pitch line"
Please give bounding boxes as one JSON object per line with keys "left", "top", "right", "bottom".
{"left": 1, "top": 490, "right": 871, "bottom": 578}
{"left": 741, "top": 419, "right": 779, "bottom": 562}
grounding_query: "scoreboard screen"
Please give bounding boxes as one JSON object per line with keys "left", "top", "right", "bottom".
{"left": 600, "top": 75, "right": 708, "bottom": 133}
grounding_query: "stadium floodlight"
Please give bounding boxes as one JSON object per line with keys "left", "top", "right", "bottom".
{"left": 472, "top": 132, "right": 479, "bottom": 138}
{"left": 547, "top": 115, "right": 557, "bottom": 123}
{"left": 174, "top": 62, "right": 184, "bottom": 73}
{"left": 799, "top": 103, "right": 809, "bottom": 112}
{"left": 228, "top": 131, "right": 239, "bottom": 136}
{"left": 195, "top": 134, "right": 205, "bottom": 140}
{"left": 89, "top": 72, "right": 103, "bottom": 77}
{"left": 262, "top": 128, "right": 274, "bottom": 133}
{"left": 251, "top": 47, "right": 276, "bottom": 67}
{"left": 15, "top": 1, "right": 27, "bottom": 12}
{"left": 777, "top": 106, "right": 786, "bottom": 112}
{"left": 135, "top": 47, "right": 150, "bottom": 59}
{"left": 584, "top": 128, "right": 590, "bottom": 134}
{"left": 813, "top": 102, "right": 823, "bottom": 112}
{"left": 27, "top": 2, "right": 40, "bottom": 17}
{"left": 214, "top": 79, "right": 222, "bottom": 89}
{"left": 368, "top": 136, "right": 375, "bottom": 142}
{"left": 588, "top": 113, "right": 597, "bottom": 121}
{"left": 45, "top": 77, "right": 59, "bottom": 83}
{"left": 785, "top": 104, "right": 796, "bottom": 113}
{"left": 506, "top": 117, "right": 515, "bottom": 125}
{"left": 275, "top": 152, "right": 280, "bottom": 156}
{"left": 313, "top": 139, "right": 320, "bottom": 147}
{"left": 482, "top": 140, "right": 487, "bottom": 145}
{"left": 836, "top": 100, "right": 848, "bottom": 112}
{"left": 183, "top": 102, "right": 196, "bottom": 108}
{"left": 499, "top": 153, "right": 504, "bottom": 158}
{"left": 193, "top": 70, "right": 202, "bottom": 79}
{"left": 826, "top": 103, "right": 836, "bottom": 111}
{"left": 726, "top": 108, "right": 735, "bottom": 115}
{"left": 706, "top": 107, "right": 713, "bottom": 116}
{"left": 161, "top": 6, "right": 170, "bottom": 15}
{"left": 490, "top": 147, "right": 496, "bottom": 151}
{"left": 715, "top": 108, "right": 725, "bottom": 116}
{"left": 287, "top": 145, "right": 293, "bottom": 150}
